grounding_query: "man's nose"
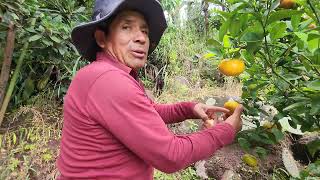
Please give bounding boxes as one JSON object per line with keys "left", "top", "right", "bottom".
{"left": 133, "top": 30, "right": 148, "bottom": 44}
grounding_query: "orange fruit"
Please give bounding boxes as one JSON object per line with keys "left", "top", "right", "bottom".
{"left": 279, "top": 0, "right": 295, "bottom": 9}
{"left": 224, "top": 100, "right": 239, "bottom": 113}
{"left": 218, "top": 59, "right": 245, "bottom": 76}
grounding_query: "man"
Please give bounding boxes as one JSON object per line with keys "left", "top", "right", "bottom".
{"left": 57, "top": 0, "right": 243, "bottom": 179}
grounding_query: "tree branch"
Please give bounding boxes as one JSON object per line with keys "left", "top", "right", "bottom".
{"left": 0, "top": 22, "right": 16, "bottom": 107}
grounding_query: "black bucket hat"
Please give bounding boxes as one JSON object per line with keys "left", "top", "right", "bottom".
{"left": 71, "top": 0, "right": 167, "bottom": 61}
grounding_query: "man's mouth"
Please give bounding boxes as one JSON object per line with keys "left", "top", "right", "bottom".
{"left": 131, "top": 50, "right": 146, "bottom": 59}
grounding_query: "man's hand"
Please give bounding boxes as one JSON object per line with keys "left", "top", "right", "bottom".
{"left": 193, "top": 103, "right": 230, "bottom": 122}
{"left": 224, "top": 105, "right": 243, "bottom": 132}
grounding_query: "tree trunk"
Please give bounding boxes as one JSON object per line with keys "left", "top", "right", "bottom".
{"left": 0, "top": 22, "right": 15, "bottom": 107}
{"left": 202, "top": 0, "right": 209, "bottom": 35}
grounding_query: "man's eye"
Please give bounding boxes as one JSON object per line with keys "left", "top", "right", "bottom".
{"left": 142, "top": 30, "right": 149, "bottom": 35}
{"left": 122, "top": 26, "right": 130, "bottom": 30}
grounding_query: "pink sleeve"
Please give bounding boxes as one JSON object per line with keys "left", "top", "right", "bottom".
{"left": 86, "top": 71, "right": 236, "bottom": 173}
{"left": 152, "top": 102, "right": 198, "bottom": 124}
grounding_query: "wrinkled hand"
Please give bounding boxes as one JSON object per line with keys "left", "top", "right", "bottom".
{"left": 224, "top": 105, "right": 244, "bottom": 132}
{"left": 193, "top": 103, "right": 230, "bottom": 122}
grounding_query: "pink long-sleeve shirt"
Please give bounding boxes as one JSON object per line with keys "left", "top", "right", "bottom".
{"left": 57, "top": 52, "right": 236, "bottom": 179}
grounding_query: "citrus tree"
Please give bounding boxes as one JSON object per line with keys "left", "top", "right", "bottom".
{"left": 206, "top": 0, "right": 319, "bottom": 163}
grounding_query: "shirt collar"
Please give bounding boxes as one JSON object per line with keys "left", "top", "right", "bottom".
{"left": 95, "top": 52, "right": 139, "bottom": 80}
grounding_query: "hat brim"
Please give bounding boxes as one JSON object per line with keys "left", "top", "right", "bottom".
{"left": 71, "top": 0, "right": 167, "bottom": 61}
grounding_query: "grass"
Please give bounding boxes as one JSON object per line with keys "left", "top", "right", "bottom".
{"left": 0, "top": 101, "right": 62, "bottom": 179}
{"left": 157, "top": 77, "right": 242, "bottom": 103}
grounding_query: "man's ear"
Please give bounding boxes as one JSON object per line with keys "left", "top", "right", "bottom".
{"left": 94, "top": 29, "right": 106, "bottom": 49}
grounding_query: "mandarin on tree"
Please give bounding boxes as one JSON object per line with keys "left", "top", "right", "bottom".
{"left": 224, "top": 100, "right": 239, "bottom": 114}
{"left": 218, "top": 59, "right": 245, "bottom": 76}
{"left": 279, "top": 0, "right": 295, "bottom": 9}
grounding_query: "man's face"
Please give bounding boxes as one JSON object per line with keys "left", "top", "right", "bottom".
{"left": 103, "top": 10, "right": 150, "bottom": 70}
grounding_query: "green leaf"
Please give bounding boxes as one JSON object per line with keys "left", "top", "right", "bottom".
{"left": 297, "top": 39, "right": 306, "bottom": 50}
{"left": 310, "top": 94, "right": 320, "bottom": 115}
{"left": 308, "top": 38, "right": 320, "bottom": 53}
{"left": 223, "top": 35, "right": 231, "bottom": 48}
{"left": 283, "top": 102, "right": 305, "bottom": 111}
{"left": 25, "top": 27, "right": 36, "bottom": 33}
{"left": 291, "top": 14, "right": 301, "bottom": 31}
{"left": 207, "top": 38, "right": 221, "bottom": 48}
{"left": 29, "top": 34, "right": 42, "bottom": 42}
{"left": 50, "top": 36, "right": 62, "bottom": 43}
{"left": 308, "top": 32, "right": 320, "bottom": 41}
{"left": 240, "top": 49, "right": 255, "bottom": 64}
{"left": 267, "top": 10, "right": 303, "bottom": 25}
{"left": 229, "top": 17, "right": 241, "bottom": 37}
{"left": 42, "top": 39, "right": 53, "bottom": 47}
{"left": 58, "top": 46, "right": 67, "bottom": 55}
{"left": 260, "top": 133, "right": 277, "bottom": 144}
{"left": 238, "top": 137, "right": 251, "bottom": 152}
{"left": 219, "top": 19, "right": 231, "bottom": 41}
{"left": 240, "top": 23, "right": 264, "bottom": 43}
{"left": 306, "top": 139, "right": 320, "bottom": 158}
{"left": 241, "top": 32, "right": 263, "bottom": 42}
{"left": 214, "top": 9, "right": 231, "bottom": 19}
{"left": 288, "top": 96, "right": 310, "bottom": 101}
{"left": 310, "top": 105, "right": 320, "bottom": 115}
{"left": 208, "top": 48, "right": 222, "bottom": 58}
{"left": 294, "top": 32, "right": 308, "bottom": 43}
{"left": 311, "top": 49, "right": 320, "bottom": 65}
{"left": 271, "top": 128, "right": 284, "bottom": 142}
{"left": 239, "top": 14, "right": 249, "bottom": 30}
{"left": 246, "top": 41, "right": 261, "bottom": 53}
{"left": 255, "top": 147, "right": 269, "bottom": 159}
{"left": 307, "top": 80, "right": 320, "bottom": 91}
{"left": 203, "top": 53, "right": 215, "bottom": 59}
{"left": 230, "top": 2, "right": 248, "bottom": 12}
{"left": 283, "top": 73, "right": 302, "bottom": 81}
{"left": 269, "top": 22, "right": 287, "bottom": 41}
